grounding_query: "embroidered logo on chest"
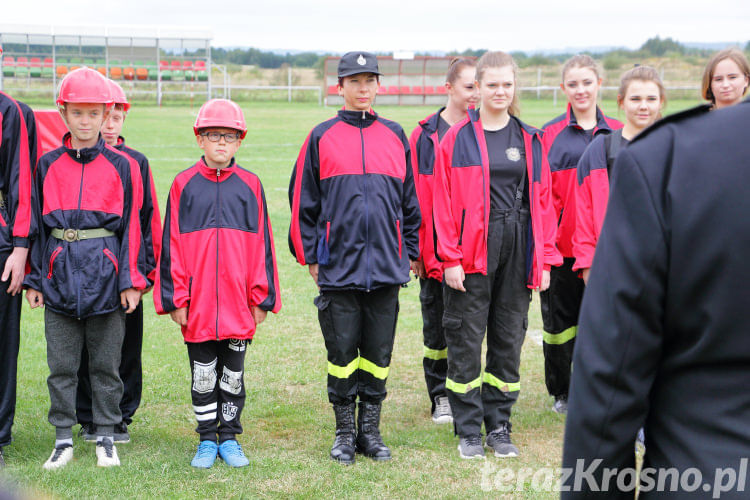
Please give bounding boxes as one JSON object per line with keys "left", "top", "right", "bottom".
{"left": 506, "top": 147, "right": 521, "bottom": 162}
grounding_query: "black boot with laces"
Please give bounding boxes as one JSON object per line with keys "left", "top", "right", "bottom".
{"left": 355, "top": 401, "right": 391, "bottom": 461}
{"left": 330, "top": 403, "right": 356, "bottom": 465}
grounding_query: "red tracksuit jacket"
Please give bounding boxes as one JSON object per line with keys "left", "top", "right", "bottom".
{"left": 154, "top": 157, "right": 281, "bottom": 343}
{"left": 114, "top": 136, "right": 162, "bottom": 283}
{"left": 572, "top": 133, "right": 615, "bottom": 271}
{"left": 0, "top": 91, "right": 34, "bottom": 254}
{"left": 433, "top": 109, "right": 562, "bottom": 288}
{"left": 408, "top": 108, "right": 445, "bottom": 281}
{"left": 24, "top": 133, "right": 147, "bottom": 318}
{"left": 542, "top": 104, "right": 622, "bottom": 258}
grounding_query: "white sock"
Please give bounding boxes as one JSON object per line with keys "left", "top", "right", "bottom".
{"left": 55, "top": 438, "right": 73, "bottom": 448}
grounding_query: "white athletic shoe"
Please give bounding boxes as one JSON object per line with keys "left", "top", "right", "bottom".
{"left": 96, "top": 438, "right": 120, "bottom": 467}
{"left": 43, "top": 444, "right": 73, "bottom": 470}
{"left": 431, "top": 396, "right": 454, "bottom": 424}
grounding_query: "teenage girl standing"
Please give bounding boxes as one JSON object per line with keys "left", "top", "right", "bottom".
{"left": 409, "top": 57, "right": 477, "bottom": 425}
{"left": 573, "top": 66, "right": 666, "bottom": 283}
{"left": 433, "top": 51, "right": 560, "bottom": 459}
{"left": 540, "top": 55, "right": 622, "bottom": 414}
{"left": 701, "top": 48, "right": 750, "bottom": 110}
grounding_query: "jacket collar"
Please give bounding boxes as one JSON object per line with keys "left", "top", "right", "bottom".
{"left": 197, "top": 156, "right": 236, "bottom": 181}
{"left": 338, "top": 108, "right": 378, "bottom": 128}
{"left": 62, "top": 132, "right": 106, "bottom": 164}
{"left": 112, "top": 136, "right": 126, "bottom": 150}
{"left": 565, "top": 103, "right": 612, "bottom": 132}
{"left": 419, "top": 107, "right": 446, "bottom": 135}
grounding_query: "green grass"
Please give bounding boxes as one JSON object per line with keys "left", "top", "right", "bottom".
{"left": 3, "top": 99, "right": 700, "bottom": 499}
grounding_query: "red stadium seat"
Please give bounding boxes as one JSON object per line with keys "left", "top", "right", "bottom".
{"left": 195, "top": 60, "right": 206, "bottom": 69}
{"left": 123, "top": 67, "right": 135, "bottom": 80}
{"left": 4, "top": 56, "right": 15, "bottom": 67}
{"left": 159, "top": 60, "right": 169, "bottom": 69}
{"left": 436, "top": 86, "right": 448, "bottom": 94}
{"left": 378, "top": 86, "right": 387, "bottom": 95}
{"left": 424, "top": 86, "right": 435, "bottom": 95}
{"left": 170, "top": 60, "right": 181, "bottom": 69}
{"left": 327, "top": 85, "right": 337, "bottom": 95}
{"left": 387, "top": 86, "right": 399, "bottom": 95}
{"left": 43, "top": 58, "right": 53, "bottom": 68}
{"left": 183, "top": 60, "right": 193, "bottom": 69}
{"left": 412, "top": 86, "right": 423, "bottom": 95}
{"left": 399, "top": 86, "right": 411, "bottom": 94}
{"left": 16, "top": 57, "right": 29, "bottom": 67}
{"left": 30, "top": 57, "right": 42, "bottom": 67}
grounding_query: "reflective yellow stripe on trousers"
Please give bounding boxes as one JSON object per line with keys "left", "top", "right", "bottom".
{"left": 423, "top": 346, "right": 448, "bottom": 361}
{"left": 328, "top": 357, "right": 359, "bottom": 379}
{"left": 358, "top": 357, "right": 390, "bottom": 380}
{"left": 483, "top": 372, "right": 520, "bottom": 392}
{"left": 446, "top": 376, "right": 482, "bottom": 394}
{"left": 543, "top": 326, "right": 577, "bottom": 345}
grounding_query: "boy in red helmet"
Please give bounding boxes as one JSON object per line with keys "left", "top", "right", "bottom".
{"left": 154, "top": 98, "right": 281, "bottom": 469}
{"left": 76, "top": 79, "right": 162, "bottom": 445}
{"left": 24, "top": 67, "right": 148, "bottom": 469}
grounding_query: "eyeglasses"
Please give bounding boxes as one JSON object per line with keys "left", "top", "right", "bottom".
{"left": 201, "top": 131, "right": 240, "bottom": 143}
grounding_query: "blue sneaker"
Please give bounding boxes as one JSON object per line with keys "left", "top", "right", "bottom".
{"left": 218, "top": 440, "right": 249, "bottom": 467}
{"left": 191, "top": 440, "right": 218, "bottom": 469}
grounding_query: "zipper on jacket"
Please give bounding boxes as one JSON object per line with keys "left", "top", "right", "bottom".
{"left": 103, "top": 248, "right": 118, "bottom": 273}
{"left": 396, "top": 220, "right": 402, "bottom": 259}
{"left": 215, "top": 168, "right": 221, "bottom": 339}
{"left": 458, "top": 209, "right": 466, "bottom": 246}
{"left": 360, "top": 123, "right": 371, "bottom": 291}
{"left": 75, "top": 160, "right": 85, "bottom": 319}
{"left": 47, "top": 246, "right": 63, "bottom": 279}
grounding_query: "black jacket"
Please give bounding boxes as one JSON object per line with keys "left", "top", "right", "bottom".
{"left": 562, "top": 101, "right": 750, "bottom": 498}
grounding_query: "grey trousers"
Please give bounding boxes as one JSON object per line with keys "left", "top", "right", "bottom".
{"left": 45, "top": 309, "right": 125, "bottom": 435}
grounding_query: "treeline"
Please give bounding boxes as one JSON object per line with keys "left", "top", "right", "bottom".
{"left": 210, "top": 48, "right": 321, "bottom": 68}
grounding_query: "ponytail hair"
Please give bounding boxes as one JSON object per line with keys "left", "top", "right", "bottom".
{"left": 475, "top": 51, "right": 520, "bottom": 116}
{"left": 445, "top": 57, "right": 476, "bottom": 84}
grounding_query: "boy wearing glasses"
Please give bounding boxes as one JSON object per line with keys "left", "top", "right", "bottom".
{"left": 154, "top": 99, "right": 281, "bottom": 469}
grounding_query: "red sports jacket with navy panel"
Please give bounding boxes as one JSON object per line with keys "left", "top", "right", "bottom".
{"left": 288, "top": 109, "right": 421, "bottom": 291}
{"left": 433, "top": 109, "right": 562, "bottom": 288}
{"left": 24, "top": 133, "right": 147, "bottom": 318}
{"left": 154, "top": 158, "right": 281, "bottom": 343}
{"left": 0, "top": 91, "right": 34, "bottom": 254}
{"left": 409, "top": 109, "right": 444, "bottom": 281}
{"left": 542, "top": 104, "right": 621, "bottom": 258}
{"left": 114, "top": 136, "right": 162, "bottom": 283}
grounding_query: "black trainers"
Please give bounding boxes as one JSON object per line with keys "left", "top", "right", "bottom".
{"left": 0, "top": 447, "right": 5, "bottom": 468}
{"left": 553, "top": 395, "right": 568, "bottom": 414}
{"left": 458, "top": 434, "right": 485, "bottom": 459}
{"left": 78, "top": 423, "right": 96, "bottom": 442}
{"left": 113, "top": 422, "right": 130, "bottom": 444}
{"left": 486, "top": 422, "right": 519, "bottom": 458}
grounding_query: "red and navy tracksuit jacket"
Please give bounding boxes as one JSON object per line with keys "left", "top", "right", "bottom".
{"left": 288, "top": 109, "right": 421, "bottom": 290}
{"left": 0, "top": 91, "right": 34, "bottom": 255}
{"left": 114, "top": 136, "right": 162, "bottom": 282}
{"left": 541, "top": 104, "right": 622, "bottom": 258}
{"left": 572, "top": 133, "right": 616, "bottom": 272}
{"left": 24, "top": 133, "right": 148, "bottom": 318}
{"left": 433, "top": 108, "right": 562, "bottom": 288}
{"left": 154, "top": 157, "right": 281, "bottom": 343}
{"left": 408, "top": 108, "right": 445, "bottom": 281}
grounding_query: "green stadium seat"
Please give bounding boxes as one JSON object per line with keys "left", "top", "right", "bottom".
{"left": 30, "top": 58, "right": 42, "bottom": 78}
{"left": 184, "top": 70, "right": 195, "bottom": 81}
{"left": 160, "top": 70, "right": 172, "bottom": 81}
{"left": 196, "top": 70, "right": 207, "bottom": 81}
{"left": 41, "top": 66, "right": 54, "bottom": 78}
{"left": 171, "top": 69, "right": 185, "bottom": 81}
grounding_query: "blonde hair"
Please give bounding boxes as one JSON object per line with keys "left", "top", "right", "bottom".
{"left": 701, "top": 48, "right": 750, "bottom": 103}
{"left": 475, "top": 51, "right": 520, "bottom": 116}
{"left": 561, "top": 54, "right": 601, "bottom": 81}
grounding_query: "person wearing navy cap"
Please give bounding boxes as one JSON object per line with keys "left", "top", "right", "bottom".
{"left": 289, "top": 51, "right": 420, "bottom": 465}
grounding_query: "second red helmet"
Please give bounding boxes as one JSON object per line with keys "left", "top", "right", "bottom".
{"left": 193, "top": 99, "right": 247, "bottom": 139}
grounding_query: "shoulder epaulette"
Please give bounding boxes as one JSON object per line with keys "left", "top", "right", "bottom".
{"left": 630, "top": 104, "right": 712, "bottom": 144}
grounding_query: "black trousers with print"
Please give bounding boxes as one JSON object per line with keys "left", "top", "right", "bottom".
{"left": 187, "top": 338, "right": 249, "bottom": 443}
{"left": 443, "top": 209, "right": 531, "bottom": 437}
{"left": 0, "top": 252, "right": 21, "bottom": 447}
{"left": 316, "top": 285, "right": 400, "bottom": 406}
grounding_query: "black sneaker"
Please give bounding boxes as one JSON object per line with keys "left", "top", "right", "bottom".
{"left": 553, "top": 395, "right": 568, "bottom": 414}
{"left": 458, "top": 434, "right": 485, "bottom": 459}
{"left": 486, "top": 422, "right": 519, "bottom": 458}
{"left": 78, "top": 423, "right": 96, "bottom": 442}
{"left": 0, "top": 447, "right": 5, "bottom": 468}
{"left": 113, "top": 422, "right": 130, "bottom": 444}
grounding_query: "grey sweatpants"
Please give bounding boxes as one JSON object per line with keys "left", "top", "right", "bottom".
{"left": 45, "top": 309, "right": 125, "bottom": 436}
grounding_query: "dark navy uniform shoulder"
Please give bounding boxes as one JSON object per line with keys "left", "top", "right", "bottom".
{"left": 630, "top": 104, "right": 712, "bottom": 144}
{"left": 543, "top": 112, "right": 567, "bottom": 130}
{"left": 311, "top": 115, "right": 341, "bottom": 138}
{"left": 122, "top": 144, "right": 148, "bottom": 165}
{"left": 376, "top": 115, "right": 408, "bottom": 140}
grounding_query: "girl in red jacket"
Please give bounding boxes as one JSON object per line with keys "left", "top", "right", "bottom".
{"left": 574, "top": 66, "right": 665, "bottom": 283}
{"left": 539, "top": 55, "right": 622, "bottom": 414}
{"left": 409, "top": 57, "right": 477, "bottom": 425}
{"left": 433, "top": 51, "right": 560, "bottom": 460}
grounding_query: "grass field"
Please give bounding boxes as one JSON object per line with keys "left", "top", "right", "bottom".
{"left": 1, "top": 97, "right": 701, "bottom": 499}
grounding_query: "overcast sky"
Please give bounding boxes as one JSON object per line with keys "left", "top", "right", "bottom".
{"left": 2, "top": 0, "right": 748, "bottom": 53}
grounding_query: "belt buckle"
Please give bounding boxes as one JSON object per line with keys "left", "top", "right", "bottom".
{"left": 63, "top": 229, "right": 78, "bottom": 242}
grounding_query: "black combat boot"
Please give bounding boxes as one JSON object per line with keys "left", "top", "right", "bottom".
{"left": 355, "top": 401, "right": 391, "bottom": 461}
{"left": 330, "top": 403, "right": 356, "bottom": 465}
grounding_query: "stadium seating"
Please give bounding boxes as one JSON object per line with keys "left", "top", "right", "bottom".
{"left": 424, "top": 86, "right": 435, "bottom": 95}
{"left": 15, "top": 57, "right": 29, "bottom": 78}
{"left": 387, "top": 86, "right": 399, "bottom": 95}
{"left": 136, "top": 67, "right": 148, "bottom": 80}
{"left": 436, "top": 86, "right": 447, "bottom": 94}
{"left": 195, "top": 60, "right": 208, "bottom": 81}
{"left": 399, "top": 86, "right": 411, "bottom": 95}
{"left": 2, "top": 56, "right": 15, "bottom": 77}
{"left": 56, "top": 65, "right": 68, "bottom": 78}
{"left": 109, "top": 66, "right": 122, "bottom": 79}
{"left": 123, "top": 66, "right": 135, "bottom": 80}
{"left": 412, "top": 86, "right": 423, "bottom": 95}
{"left": 378, "top": 86, "right": 387, "bottom": 95}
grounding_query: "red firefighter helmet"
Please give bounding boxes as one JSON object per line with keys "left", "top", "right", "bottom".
{"left": 193, "top": 99, "right": 247, "bottom": 139}
{"left": 56, "top": 67, "right": 113, "bottom": 107}
{"left": 107, "top": 79, "right": 130, "bottom": 112}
